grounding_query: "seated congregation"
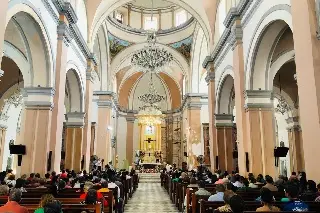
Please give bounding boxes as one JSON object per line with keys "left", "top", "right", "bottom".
{"left": 0, "top": 166, "right": 138, "bottom": 213}
{"left": 161, "top": 166, "right": 320, "bottom": 213}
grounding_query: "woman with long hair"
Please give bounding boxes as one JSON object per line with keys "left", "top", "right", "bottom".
{"left": 256, "top": 188, "right": 280, "bottom": 212}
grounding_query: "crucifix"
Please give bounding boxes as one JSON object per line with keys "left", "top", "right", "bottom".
{"left": 144, "top": 138, "right": 156, "bottom": 152}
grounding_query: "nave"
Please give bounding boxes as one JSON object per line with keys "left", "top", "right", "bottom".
{"left": 125, "top": 174, "right": 178, "bottom": 213}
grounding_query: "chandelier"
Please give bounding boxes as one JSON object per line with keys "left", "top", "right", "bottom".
{"left": 5, "top": 89, "right": 23, "bottom": 108}
{"left": 130, "top": 0, "right": 173, "bottom": 73}
{"left": 275, "top": 96, "right": 290, "bottom": 115}
{"left": 138, "top": 73, "right": 165, "bottom": 105}
{"left": 137, "top": 105, "right": 164, "bottom": 126}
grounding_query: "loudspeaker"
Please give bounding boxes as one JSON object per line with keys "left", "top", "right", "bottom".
{"left": 184, "top": 152, "right": 188, "bottom": 157}
{"left": 245, "top": 152, "right": 249, "bottom": 172}
{"left": 47, "top": 151, "right": 52, "bottom": 172}
{"left": 274, "top": 147, "right": 289, "bottom": 157}
{"left": 233, "top": 151, "right": 238, "bottom": 159}
{"left": 17, "top": 155, "right": 22, "bottom": 166}
{"left": 9, "top": 145, "right": 26, "bottom": 155}
{"left": 61, "top": 151, "right": 65, "bottom": 160}
{"left": 215, "top": 156, "right": 219, "bottom": 170}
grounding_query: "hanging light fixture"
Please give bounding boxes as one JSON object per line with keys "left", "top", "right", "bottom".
{"left": 131, "top": 0, "right": 173, "bottom": 73}
{"left": 138, "top": 73, "right": 165, "bottom": 105}
{"left": 275, "top": 74, "right": 290, "bottom": 115}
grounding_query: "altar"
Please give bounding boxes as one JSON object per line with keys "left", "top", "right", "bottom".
{"left": 140, "top": 163, "right": 162, "bottom": 169}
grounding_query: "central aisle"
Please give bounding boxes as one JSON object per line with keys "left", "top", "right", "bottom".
{"left": 124, "top": 174, "right": 178, "bottom": 213}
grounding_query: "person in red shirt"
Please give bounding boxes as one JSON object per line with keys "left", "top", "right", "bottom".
{"left": 80, "top": 188, "right": 108, "bottom": 207}
{"left": 60, "top": 170, "right": 67, "bottom": 179}
{"left": 0, "top": 188, "right": 28, "bottom": 213}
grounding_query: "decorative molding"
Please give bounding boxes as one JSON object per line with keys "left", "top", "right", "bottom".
{"left": 244, "top": 90, "right": 273, "bottom": 99}
{"left": 57, "top": 21, "right": 72, "bottom": 45}
{"left": 215, "top": 114, "right": 234, "bottom": 127}
{"left": 244, "top": 90, "right": 273, "bottom": 109}
{"left": 126, "top": 116, "right": 135, "bottom": 123}
{"left": 95, "top": 100, "right": 113, "bottom": 108}
{"left": 229, "top": 22, "right": 243, "bottom": 49}
{"left": 202, "top": 56, "right": 214, "bottom": 70}
{"left": 23, "top": 101, "right": 54, "bottom": 110}
{"left": 41, "top": 0, "right": 59, "bottom": 24}
{"left": 205, "top": 71, "right": 215, "bottom": 84}
{"left": 65, "top": 112, "right": 85, "bottom": 127}
{"left": 86, "top": 71, "right": 99, "bottom": 83}
{"left": 23, "top": 87, "right": 55, "bottom": 97}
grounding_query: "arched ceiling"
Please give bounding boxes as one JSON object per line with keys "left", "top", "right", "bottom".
{"left": 131, "top": 0, "right": 174, "bottom": 9}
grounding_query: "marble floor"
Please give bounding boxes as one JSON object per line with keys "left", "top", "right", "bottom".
{"left": 124, "top": 181, "right": 179, "bottom": 212}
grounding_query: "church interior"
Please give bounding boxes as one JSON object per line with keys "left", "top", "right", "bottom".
{"left": 0, "top": 0, "right": 319, "bottom": 212}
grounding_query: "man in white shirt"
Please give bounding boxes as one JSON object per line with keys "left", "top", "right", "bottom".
{"left": 208, "top": 184, "right": 225, "bottom": 202}
{"left": 233, "top": 174, "right": 244, "bottom": 188}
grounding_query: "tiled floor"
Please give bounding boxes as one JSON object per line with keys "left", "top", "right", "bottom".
{"left": 124, "top": 179, "right": 179, "bottom": 213}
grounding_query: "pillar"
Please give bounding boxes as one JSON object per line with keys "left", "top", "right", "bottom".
{"left": 141, "top": 9, "right": 144, "bottom": 29}
{"left": 187, "top": 95, "right": 202, "bottom": 168}
{"left": 126, "top": 115, "right": 135, "bottom": 166}
{"left": 90, "top": 122, "right": 96, "bottom": 157}
{"left": 50, "top": 18, "right": 72, "bottom": 172}
{"left": 64, "top": 113, "right": 85, "bottom": 171}
{"left": 215, "top": 114, "right": 234, "bottom": 173}
{"left": 166, "top": 116, "right": 173, "bottom": 164}
{"left": 159, "top": 9, "right": 162, "bottom": 30}
{"left": 291, "top": 0, "right": 320, "bottom": 180}
{"left": 127, "top": 4, "right": 131, "bottom": 27}
{"left": 204, "top": 61, "right": 218, "bottom": 172}
{"left": 286, "top": 116, "right": 304, "bottom": 173}
{"left": 20, "top": 87, "right": 54, "bottom": 176}
{"left": 231, "top": 19, "right": 247, "bottom": 176}
{"left": 0, "top": 0, "right": 9, "bottom": 67}
{"left": 245, "top": 90, "right": 276, "bottom": 177}
{"left": 82, "top": 63, "right": 96, "bottom": 171}
{"left": 0, "top": 115, "right": 8, "bottom": 170}
{"left": 94, "top": 91, "right": 113, "bottom": 164}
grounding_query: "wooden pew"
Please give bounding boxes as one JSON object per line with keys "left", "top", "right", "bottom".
{"left": 22, "top": 203, "right": 102, "bottom": 213}
{"left": 191, "top": 194, "right": 210, "bottom": 213}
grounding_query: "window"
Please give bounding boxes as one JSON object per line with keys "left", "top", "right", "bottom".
{"left": 144, "top": 17, "right": 158, "bottom": 30}
{"left": 176, "top": 10, "right": 187, "bottom": 27}
{"left": 115, "top": 11, "right": 123, "bottom": 24}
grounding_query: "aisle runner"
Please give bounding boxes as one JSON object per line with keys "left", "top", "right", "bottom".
{"left": 124, "top": 182, "right": 178, "bottom": 213}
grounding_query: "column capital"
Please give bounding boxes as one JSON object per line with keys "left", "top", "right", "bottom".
{"left": 23, "top": 87, "right": 55, "bottom": 110}
{"left": 0, "top": 113, "right": 8, "bottom": 129}
{"left": 244, "top": 90, "right": 273, "bottom": 110}
{"left": 126, "top": 114, "right": 135, "bottom": 123}
{"left": 65, "top": 112, "right": 85, "bottom": 128}
{"left": 94, "top": 91, "right": 114, "bottom": 108}
{"left": 202, "top": 56, "right": 214, "bottom": 70}
{"left": 286, "top": 116, "right": 301, "bottom": 131}
{"left": 230, "top": 19, "right": 243, "bottom": 49}
{"left": 215, "top": 114, "right": 234, "bottom": 127}
{"left": 57, "top": 21, "right": 73, "bottom": 46}
{"left": 86, "top": 70, "right": 99, "bottom": 83}
{"left": 205, "top": 70, "right": 215, "bottom": 85}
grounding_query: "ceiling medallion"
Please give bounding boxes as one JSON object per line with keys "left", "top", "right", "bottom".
{"left": 275, "top": 96, "right": 290, "bottom": 115}
{"left": 131, "top": 31, "right": 173, "bottom": 73}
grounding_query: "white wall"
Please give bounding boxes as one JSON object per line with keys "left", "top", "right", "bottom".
{"left": 116, "top": 116, "right": 127, "bottom": 169}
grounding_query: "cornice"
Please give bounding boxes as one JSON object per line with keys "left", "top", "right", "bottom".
{"left": 202, "top": 56, "right": 214, "bottom": 70}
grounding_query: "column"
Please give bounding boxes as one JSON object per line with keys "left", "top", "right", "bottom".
{"left": 90, "top": 122, "right": 96, "bottom": 157}
{"left": 231, "top": 19, "right": 247, "bottom": 176}
{"left": 0, "top": 0, "right": 9, "bottom": 67}
{"left": 127, "top": 4, "right": 131, "bottom": 27}
{"left": 64, "top": 112, "right": 85, "bottom": 171}
{"left": 20, "top": 87, "right": 54, "bottom": 176}
{"left": 204, "top": 61, "right": 218, "bottom": 172}
{"left": 171, "top": 7, "right": 175, "bottom": 28}
{"left": 187, "top": 95, "right": 202, "bottom": 168}
{"left": 94, "top": 91, "right": 113, "bottom": 164}
{"left": 291, "top": 0, "right": 320, "bottom": 180}
{"left": 0, "top": 114, "right": 8, "bottom": 169}
{"left": 140, "top": 9, "right": 144, "bottom": 29}
{"left": 286, "top": 116, "right": 304, "bottom": 173}
{"left": 82, "top": 62, "right": 96, "bottom": 171}
{"left": 215, "top": 114, "right": 234, "bottom": 173}
{"left": 126, "top": 115, "right": 135, "bottom": 166}
{"left": 245, "top": 90, "right": 276, "bottom": 177}
{"left": 159, "top": 10, "right": 162, "bottom": 30}
{"left": 50, "top": 17, "right": 72, "bottom": 172}
{"left": 166, "top": 116, "right": 173, "bottom": 164}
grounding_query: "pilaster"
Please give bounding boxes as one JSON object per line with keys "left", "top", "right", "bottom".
{"left": 291, "top": 0, "right": 320, "bottom": 181}
{"left": 0, "top": 0, "right": 9, "bottom": 66}
{"left": 50, "top": 16, "right": 73, "bottom": 172}
{"left": 203, "top": 59, "right": 217, "bottom": 172}
{"left": 286, "top": 116, "right": 304, "bottom": 173}
{"left": 126, "top": 115, "right": 135, "bottom": 166}
{"left": 245, "top": 90, "right": 276, "bottom": 177}
{"left": 215, "top": 114, "right": 234, "bottom": 173}
{"left": 20, "top": 87, "right": 54, "bottom": 176}
{"left": 94, "top": 91, "right": 113, "bottom": 164}
{"left": 0, "top": 113, "right": 8, "bottom": 170}
{"left": 64, "top": 112, "right": 85, "bottom": 171}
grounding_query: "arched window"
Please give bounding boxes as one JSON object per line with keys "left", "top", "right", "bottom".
{"left": 176, "top": 10, "right": 187, "bottom": 27}
{"left": 218, "top": 0, "right": 227, "bottom": 36}
{"left": 144, "top": 16, "right": 158, "bottom": 30}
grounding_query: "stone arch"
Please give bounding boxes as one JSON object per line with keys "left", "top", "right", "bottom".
{"left": 66, "top": 62, "right": 85, "bottom": 113}
{"left": 245, "top": 5, "right": 292, "bottom": 90}
{"left": 6, "top": 2, "right": 54, "bottom": 87}
{"left": 217, "top": 70, "right": 235, "bottom": 114}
